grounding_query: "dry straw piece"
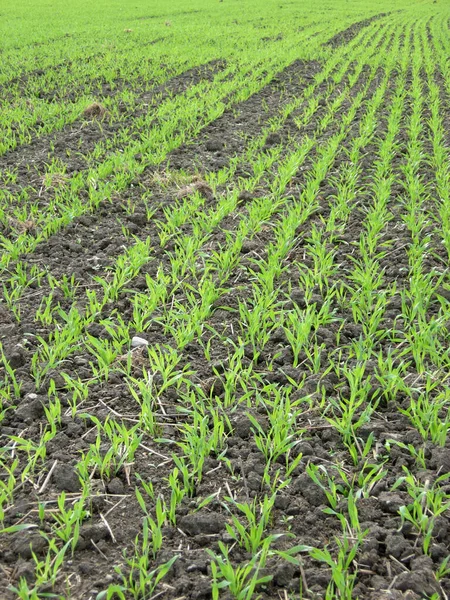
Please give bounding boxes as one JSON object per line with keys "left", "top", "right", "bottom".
{"left": 176, "top": 177, "right": 213, "bottom": 200}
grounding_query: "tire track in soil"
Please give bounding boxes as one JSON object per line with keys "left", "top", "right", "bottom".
{"left": 0, "top": 32, "right": 380, "bottom": 426}
{"left": 0, "top": 32, "right": 76, "bottom": 55}
{"left": 0, "top": 21, "right": 333, "bottom": 170}
{"left": 7, "top": 23, "right": 450, "bottom": 600}
{"left": 0, "top": 52, "right": 104, "bottom": 95}
{"left": 0, "top": 20, "right": 380, "bottom": 198}
{"left": 4, "top": 59, "right": 323, "bottom": 289}
{"left": 187, "top": 66, "right": 395, "bottom": 395}
{"left": 167, "top": 58, "right": 322, "bottom": 174}
{"left": 0, "top": 24, "right": 378, "bottom": 259}
{"left": 324, "top": 11, "right": 392, "bottom": 47}
{"left": 0, "top": 59, "right": 226, "bottom": 183}
{"left": 144, "top": 26, "right": 403, "bottom": 426}
{"left": 195, "top": 65, "right": 375, "bottom": 267}
{"left": 0, "top": 24, "right": 384, "bottom": 310}
{"left": 2, "top": 71, "right": 156, "bottom": 106}
{"left": 194, "top": 25, "right": 395, "bottom": 259}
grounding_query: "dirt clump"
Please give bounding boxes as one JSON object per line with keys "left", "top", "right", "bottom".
{"left": 82, "top": 102, "right": 108, "bottom": 119}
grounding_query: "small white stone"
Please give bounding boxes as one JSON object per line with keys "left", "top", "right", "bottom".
{"left": 131, "top": 336, "right": 149, "bottom": 348}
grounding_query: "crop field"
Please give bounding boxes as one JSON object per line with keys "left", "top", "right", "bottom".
{"left": 1, "top": 0, "right": 450, "bottom": 598}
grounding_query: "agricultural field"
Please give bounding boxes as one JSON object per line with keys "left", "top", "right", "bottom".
{"left": 1, "top": 0, "right": 450, "bottom": 598}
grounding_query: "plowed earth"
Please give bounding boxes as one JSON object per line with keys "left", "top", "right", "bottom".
{"left": 1, "top": 9, "right": 450, "bottom": 600}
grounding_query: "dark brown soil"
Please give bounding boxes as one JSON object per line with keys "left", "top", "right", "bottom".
{"left": 0, "top": 60, "right": 226, "bottom": 190}
{"left": 325, "top": 12, "right": 391, "bottom": 47}
{"left": 1, "top": 17, "right": 449, "bottom": 600}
